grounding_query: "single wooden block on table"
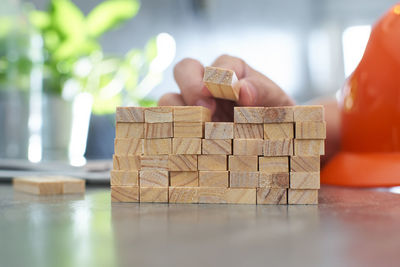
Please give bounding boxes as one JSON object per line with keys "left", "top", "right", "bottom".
{"left": 290, "top": 156, "right": 320, "bottom": 172}
{"left": 60, "top": 178, "right": 85, "bottom": 194}
{"left": 173, "top": 106, "right": 211, "bottom": 122}
{"left": 198, "top": 187, "right": 227, "bottom": 203}
{"left": 290, "top": 172, "right": 320, "bottom": 189}
{"left": 229, "top": 155, "right": 258, "bottom": 171}
{"left": 204, "top": 122, "right": 234, "bottom": 139}
{"left": 116, "top": 122, "right": 144, "bottom": 138}
{"left": 111, "top": 186, "right": 139, "bottom": 202}
{"left": 264, "top": 106, "right": 293, "bottom": 123}
{"left": 234, "top": 107, "right": 264, "bottom": 123}
{"left": 143, "top": 138, "right": 172, "bottom": 155}
{"left": 288, "top": 189, "right": 318, "bottom": 204}
{"left": 139, "top": 170, "right": 169, "bottom": 187}
{"left": 229, "top": 171, "right": 259, "bottom": 188}
{"left": 140, "top": 187, "right": 169, "bottom": 203}
{"left": 168, "top": 155, "right": 198, "bottom": 171}
{"left": 144, "top": 106, "right": 173, "bottom": 123}
{"left": 172, "top": 138, "right": 202, "bottom": 154}
{"left": 170, "top": 171, "right": 198, "bottom": 187}
{"left": 169, "top": 187, "right": 199, "bottom": 203}
{"left": 263, "top": 123, "right": 294, "bottom": 139}
{"left": 13, "top": 177, "right": 62, "bottom": 195}
{"left": 233, "top": 123, "right": 263, "bottom": 139}
{"left": 225, "top": 188, "right": 257, "bottom": 204}
{"left": 295, "top": 121, "right": 326, "bottom": 139}
{"left": 294, "top": 139, "right": 325, "bottom": 156}
{"left": 293, "top": 105, "right": 324, "bottom": 122}
{"left": 116, "top": 107, "right": 145, "bottom": 122}
{"left": 198, "top": 155, "right": 227, "bottom": 170}
{"left": 114, "top": 138, "right": 143, "bottom": 155}
{"left": 233, "top": 139, "right": 263, "bottom": 155}
{"left": 202, "top": 139, "right": 232, "bottom": 155}
{"left": 263, "top": 139, "right": 294, "bottom": 156}
{"left": 144, "top": 122, "right": 173, "bottom": 139}
{"left": 173, "top": 122, "right": 204, "bottom": 138}
{"left": 140, "top": 155, "right": 168, "bottom": 170}
{"left": 203, "top": 66, "right": 240, "bottom": 101}
{"left": 257, "top": 188, "right": 287, "bottom": 204}
{"left": 110, "top": 170, "right": 139, "bottom": 186}
{"left": 259, "top": 156, "right": 289, "bottom": 172}
{"left": 113, "top": 155, "right": 141, "bottom": 170}
{"left": 259, "top": 173, "right": 289, "bottom": 188}
{"left": 199, "top": 171, "right": 229, "bottom": 187}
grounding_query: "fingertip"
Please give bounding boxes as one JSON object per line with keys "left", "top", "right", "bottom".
{"left": 158, "top": 93, "right": 185, "bottom": 106}
{"left": 201, "top": 85, "right": 213, "bottom": 97}
{"left": 196, "top": 97, "right": 217, "bottom": 114}
{"left": 237, "top": 79, "right": 257, "bottom": 106}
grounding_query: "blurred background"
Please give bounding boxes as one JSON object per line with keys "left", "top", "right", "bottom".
{"left": 0, "top": 0, "right": 398, "bottom": 167}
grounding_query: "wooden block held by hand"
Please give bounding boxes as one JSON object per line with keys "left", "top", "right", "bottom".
{"left": 263, "top": 139, "right": 294, "bottom": 156}
{"left": 257, "top": 188, "right": 287, "bottom": 204}
{"left": 110, "top": 170, "right": 139, "bottom": 186}
{"left": 234, "top": 123, "right": 263, "bottom": 139}
{"left": 116, "top": 122, "right": 144, "bottom": 138}
{"left": 203, "top": 66, "right": 240, "bottom": 101}
{"left": 233, "top": 139, "right": 263, "bottom": 155}
{"left": 263, "top": 123, "right": 294, "bottom": 139}
{"left": 290, "top": 156, "right": 320, "bottom": 172}
{"left": 288, "top": 189, "right": 318, "bottom": 204}
{"left": 228, "top": 155, "right": 258, "bottom": 171}
{"left": 173, "top": 106, "right": 211, "bottom": 122}
{"left": 172, "top": 138, "right": 202, "bottom": 154}
{"left": 140, "top": 187, "right": 168, "bottom": 202}
{"left": 290, "top": 172, "right": 320, "bottom": 189}
{"left": 294, "top": 139, "right": 325, "bottom": 156}
{"left": 139, "top": 170, "right": 169, "bottom": 187}
{"left": 144, "top": 106, "right": 173, "bottom": 123}
{"left": 114, "top": 138, "right": 143, "bottom": 155}
{"left": 198, "top": 155, "right": 227, "bottom": 171}
{"left": 170, "top": 171, "right": 198, "bottom": 187}
{"left": 293, "top": 105, "right": 324, "bottom": 122}
{"left": 199, "top": 171, "right": 229, "bottom": 187}
{"left": 113, "top": 155, "right": 141, "bottom": 170}
{"left": 143, "top": 138, "right": 171, "bottom": 155}
{"left": 295, "top": 121, "right": 326, "bottom": 139}
{"left": 234, "top": 107, "right": 264, "bottom": 123}
{"left": 140, "top": 155, "right": 168, "bottom": 170}
{"left": 259, "top": 156, "right": 289, "bottom": 172}
{"left": 174, "top": 122, "right": 204, "bottom": 138}
{"left": 259, "top": 173, "right": 289, "bottom": 188}
{"left": 111, "top": 186, "right": 139, "bottom": 202}
{"left": 264, "top": 106, "right": 293, "bottom": 123}
{"left": 116, "top": 107, "right": 145, "bottom": 122}
{"left": 202, "top": 139, "right": 232, "bottom": 155}
{"left": 204, "top": 122, "right": 234, "bottom": 139}
{"left": 169, "top": 155, "right": 197, "bottom": 171}
{"left": 229, "top": 171, "right": 259, "bottom": 188}
{"left": 169, "top": 187, "right": 199, "bottom": 203}
{"left": 144, "top": 122, "right": 173, "bottom": 139}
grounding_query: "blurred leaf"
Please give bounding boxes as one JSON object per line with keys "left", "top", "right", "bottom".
{"left": 0, "top": 17, "right": 14, "bottom": 37}
{"left": 43, "top": 30, "right": 60, "bottom": 50}
{"left": 86, "top": 0, "right": 140, "bottom": 38}
{"left": 29, "top": 10, "right": 51, "bottom": 30}
{"left": 138, "top": 98, "right": 157, "bottom": 107}
{"left": 145, "top": 37, "right": 157, "bottom": 62}
{"left": 53, "top": 38, "right": 99, "bottom": 61}
{"left": 51, "top": 0, "right": 85, "bottom": 38}
{"left": 92, "top": 93, "right": 121, "bottom": 114}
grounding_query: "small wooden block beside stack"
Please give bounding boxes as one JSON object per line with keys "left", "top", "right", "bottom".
{"left": 13, "top": 176, "right": 85, "bottom": 195}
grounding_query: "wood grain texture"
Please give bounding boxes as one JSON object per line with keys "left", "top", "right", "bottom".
{"left": 13, "top": 177, "right": 62, "bottom": 195}
{"left": 234, "top": 107, "right": 264, "bottom": 123}
{"left": 140, "top": 155, "right": 168, "bottom": 170}
{"left": 113, "top": 155, "right": 141, "bottom": 170}
{"left": 264, "top": 106, "right": 293, "bottom": 123}
{"left": 258, "top": 156, "right": 289, "bottom": 172}
{"left": 295, "top": 121, "right": 326, "bottom": 139}
{"left": 294, "top": 139, "right": 325, "bottom": 156}
{"left": 259, "top": 173, "right": 289, "bottom": 188}
{"left": 202, "top": 139, "right": 232, "bottom": 155}
{"left": 204, "top": 122, "right": 234, "bottom": 139}
{"left": 116, "top": 122, "right": 144, "bottom": 138}
{"left": 203, "top": 66, "right": 240, "bottom": 101}
{"left": 168, "top": 155, "right": 197, "bottom": 171}
{"left": 233, "top": 123, "right": 263, "bottom": 139}
{"left": 293, "top": 105, "right": 324, "bottom": 122}
{"left": 144, "top": 106, "right": 173, "bottom": 123}
{"left": 198, "top": 155, "right": 227, "bottom": 171}
{"left": 169, "top": 187, "right": 199, "bottom": 203}
{"left": 257, "top": 188, "right": 287, "bottom": 204}
{"left": 228, "top": 155, "right": 258, "bottom": 171}
{"left": 143, "top": 138, "right": 171, "bottom": 155}
{"left": 173, "top": 106, "right": 211, "bottom": 122}
{"left": 170, "top": 171, "right": 198, "bottom": 187}
{"left": 172, "top": 138, "right": 202, "bottom": 154}
{"left": 60, "top": 178, "right": 85, "bottom": 194}
{"left": 263, "top": 123, "right": 294, "bottom": 139}
{"left": 111, "top": 186, "right": 139, "bottom": 202}
{"left": 144, "top": 122, "right": 173, "bottom": 139}
{"left": 225, "top": 188, "right": 256, "bottom": 204}
{"left": 116, "top": 107, "right": 145, "bottom": 122}
{"left": 288, "top": 189, "right": 318, "bottom": 204}
{"left": 198, "top": 187, "right": 227, "bottom": 203}
{"left": 263, "top": 139, "right": 294, "bottom": 156}
{"left": 290, "top": 156, "right": 320, "bottom": 172}
{"left": 233, "top": 139, "right": 263, "bottom": 155}
{"left": 139, "top": 170, "right": 169, "bottom": 187}
{"left": 114, "top": 138, "right": 143, "bottom": 155}
{"left": 173, "top": 122, "right": 204, "bottom": 138}
{"left": 140, "top": 187, "right": 168, "bottom": 202}
{"left": 290, "top": 172, "right": 320, "bottom": 189}
{"left": 198, "top": 171, "right": 229, "bottom": 187}
{"left": 229, "top": 171, "right": 259, "bottom": 188}
{"left": 110, "top": 170, "right": 139, "bottom": 186}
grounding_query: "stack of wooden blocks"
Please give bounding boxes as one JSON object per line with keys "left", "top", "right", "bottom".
{"left": 111, "top": 104, "right": 325, "bottom": 204}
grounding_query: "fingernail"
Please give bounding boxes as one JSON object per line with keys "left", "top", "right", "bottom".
{"left": 196, "top": 98, "right": 214, "bottom": 109}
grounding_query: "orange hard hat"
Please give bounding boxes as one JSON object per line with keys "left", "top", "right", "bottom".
{"left": 321, "top": 4, "right": 400, "bottom": 187}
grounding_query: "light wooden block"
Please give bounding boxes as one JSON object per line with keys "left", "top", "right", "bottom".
{"left": 198, "top": 187, "right": 227, "bottom": 203}
{"left": 111, "top": 186, "right": 139, "bottom": 202}
{"left": 228, "top": 155, "right": 258, "bottom": 171}
{"left": 140, "top": 155, "right": 168, "bottom": 170}
{"left": 13, "top": 177, "right": 62, "bottom": 195}
{"left": 204, "top": 122, "right": 234, "bottom": 139}
{"left": 293, "top": 105, "right": 324, "bottom": 122}
{"left": 60, "top": 178, "right": 85, "bottom": 194}
{"left": 169, "top": 187, "right": 199, "bottom": 203}
{"left": 264, "top": 106, "right": 293, "bottom": 123}
{"left": 257, "top": 188, "right": 287, "bottom": 204}
{"left": 140, "top": 187, "right": 168, "bottom": 202}
{"left": 288, "top": 189, "right": 318, "bottom": 204}
{"left": 263, "top": 123, "right": 294, "bottom": 139}
{"left": 116, "top": 122, "right": 144, "bottom": 138}
{"left": 290, "top": 156, "right": 320, "bottom": 172}
{"left": 143, "top": 138, "right": 171, "bottom": 155}
{"left": 174, "top": 122, "right": 204, "bottom": 138}
{"left": 259, "top": 156, "right": 289, "bottom": 172}
{"left": 233, "top": 123, "right": 263, "bottom": 139}
{"left": 170, "top": 171, "right": 198, "bottom": 187}
{"left": 198, "top": 155, "right": 227, "bottom": 171}
{"left": 229, "top": 171, "right": 259, "bottom": 188}
{"left": 234, "top": 107, "right": 264, "bottom": 123}
{"left": 199, "top": 171, "right": 229, "bottom": 187}
{"left": 233, "top": 139, "right": 263, "bottom": 155}
{"left": 259, "top": 173, "right": 289, "bottom": 188}
{"left": 144, "top": 106, "right": 173, "bottom": 123}
{"left": 113, "top": 155, "right": 141, "bottom": 170}
{"left": 295, "top": 121, "right": 326, "bottom": 139}
{"left": 294, "top": 139, "right": 325, "bottom": 156}
{"left": 173, "top": 106, "right": 211, "bottom": 122}
{"left": 172, "top": 138, "right": 202, "bottom": 154}
{"left": 203, "top": 66, "right": 240, "bottom": 101}
{"left": 263, "top": 139, "right": 294, "bottom": 156}
{"left": 168, "top": 155, "right": 197, "bottom": 171}
{"left": 144, "top": 122, "right": 173, "bottom": 139}
{"left": 114, "top": 138, "right": 143, "bottom": 155}
{"left": 202, "top": 139, "right": 232, "bottom": 155}
{"left": 290, "top": 172, "right": 320, "bottom": 189}
{"left": 139, "top": 170, "right": 169, "bottom": 187}
{"left": 225, "top": 188, "right": 256, "bottom": 204}
{"left": 110, "top": 170, "right": 139, "bottom": 186}
{"left": 116, "top": 107, "right": 145, "bottom": 122}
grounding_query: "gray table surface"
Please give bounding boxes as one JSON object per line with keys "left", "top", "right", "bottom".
{"left": 1, "top": 183, "right": 400, "bottom": 267}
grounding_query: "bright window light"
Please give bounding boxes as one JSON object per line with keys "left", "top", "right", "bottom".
{"left": 150, "top": 33, "right": 176, "bottom": 73}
